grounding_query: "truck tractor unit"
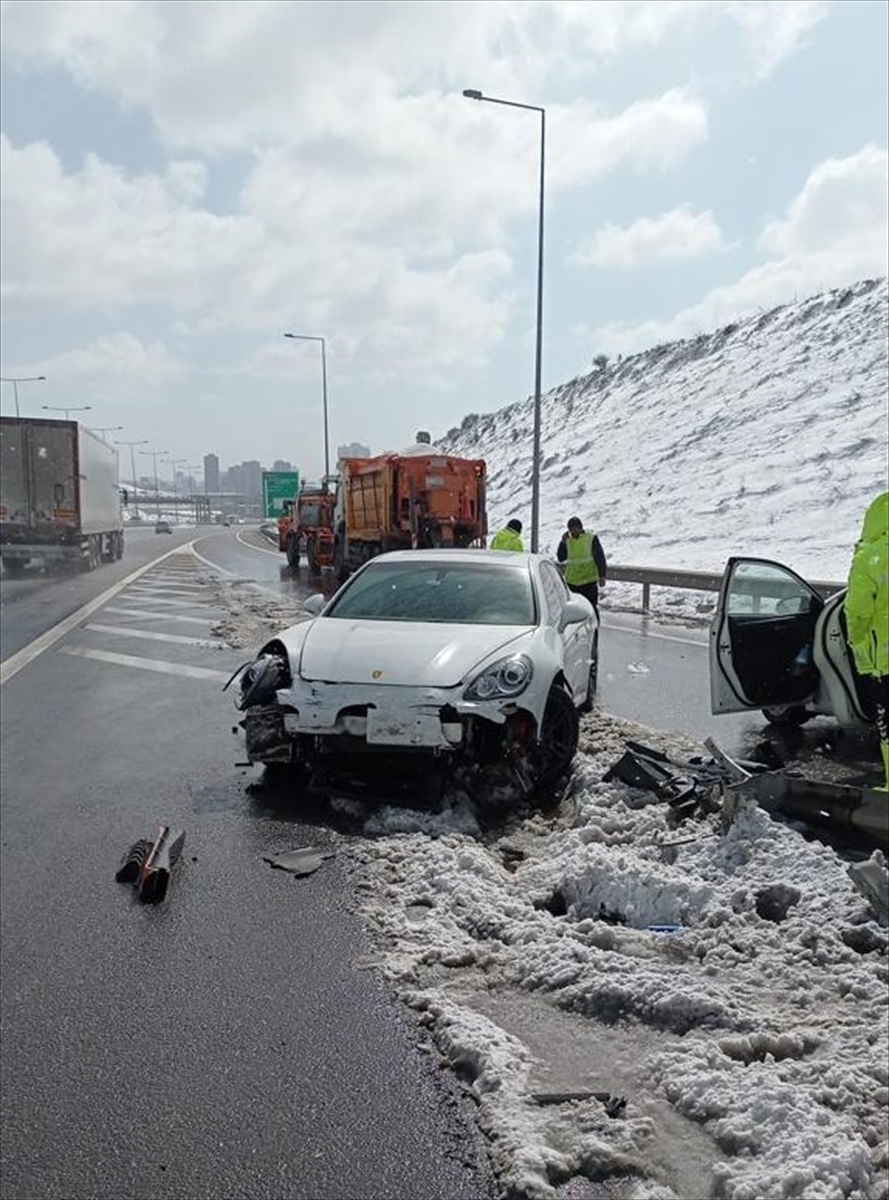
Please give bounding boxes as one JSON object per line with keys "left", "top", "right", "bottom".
{"left": 0, "top": 417, "right": 126, "bottom": 577}
{"left": 279, "top": 485, "right": 337, "bottom": 572}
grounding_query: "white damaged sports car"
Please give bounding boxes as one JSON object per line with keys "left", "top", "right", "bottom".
{"left": 233, "top": 549, "right": 598, "bottom": 803}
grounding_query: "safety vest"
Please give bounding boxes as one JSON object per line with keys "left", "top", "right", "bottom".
{"left": 491, "top": 527, "right": 523, "bottom": 552}
{"left": 564, "top": 531, "right": 599, "bottom": 586}
{"left": 845, "top": 492, "right": 889, "bottom": 678}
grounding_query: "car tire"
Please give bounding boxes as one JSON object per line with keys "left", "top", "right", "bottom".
{"left": 534, "top": 685, "right": 580, "bottom": 786}
{"left": 761, "top": 704, "right": 810, "bottom": 727}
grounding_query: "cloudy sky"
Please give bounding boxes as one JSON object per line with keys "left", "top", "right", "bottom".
{"left": 1, "top": 0, "right": 887, "bottom": 482}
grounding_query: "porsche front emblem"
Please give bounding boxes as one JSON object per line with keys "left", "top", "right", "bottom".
{"left": 372, "top": 669, "right": 383, "bottom": 679}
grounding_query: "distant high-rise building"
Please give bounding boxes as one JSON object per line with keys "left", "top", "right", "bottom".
{"left": 338, "top": 442, "right": 371, "bottom": 460}
{"left": 272, "top": 459, "right": 294, "bottom": 472}
{"left": 243, "top": 460, "right": 263, "bottom": 502}
{"left": 203, "top": 453, "right": 220, "bottom": 494}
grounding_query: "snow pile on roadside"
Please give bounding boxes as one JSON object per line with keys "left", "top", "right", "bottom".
{"left": 347, "top": 712, "right": 889, "bottom": 1200}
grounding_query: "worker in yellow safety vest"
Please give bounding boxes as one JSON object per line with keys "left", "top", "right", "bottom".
{"left": 491, "top": 519, "right": 524, "bottom": 551}
{"left": 556, "top": 515, "right": 607, "bottom": 616}
{"left": 844, "top": 491, "right": 889, "bottom": 790}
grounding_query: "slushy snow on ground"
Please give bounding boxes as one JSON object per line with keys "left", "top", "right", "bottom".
{"left": 344, "top": 711, "right": 888, "bottom": 1200}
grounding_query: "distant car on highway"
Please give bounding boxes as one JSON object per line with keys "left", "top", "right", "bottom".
{"left": 154, "top": 520, "right": 173, "bottom": 534}
{"left": 710, "top": 556, "right": 871, "bottom": 730}
{"left": 233, "top": 549, "right": 598, "bottom": 805}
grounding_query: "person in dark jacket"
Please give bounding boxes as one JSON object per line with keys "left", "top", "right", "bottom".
{"left": 556, "top": 515, "right": 607, "bottom": 615}
{"left": 490, "top": 518, "right": 524, "bottom": 552}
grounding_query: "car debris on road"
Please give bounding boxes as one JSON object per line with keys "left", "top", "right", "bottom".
{"left": 115, "top": 824, "right": 185, "bottom": 904}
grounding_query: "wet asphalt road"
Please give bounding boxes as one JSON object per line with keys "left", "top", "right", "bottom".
{"left": 0, "top": 528, "right": 495, "bottom": 1200}
{"left": 0, "top": 527, "right": 866, "bottom": 1199}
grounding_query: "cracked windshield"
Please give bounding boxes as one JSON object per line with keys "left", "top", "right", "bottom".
{"left": 1, "top": 3, "right": 888, "bottom": 1200}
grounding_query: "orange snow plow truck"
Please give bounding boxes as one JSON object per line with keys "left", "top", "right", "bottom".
{"left": 278, "top": 485, "right": 336, "bottom": 572}
{"left": 333, "top": 434, "right": 487, "bottom": 580}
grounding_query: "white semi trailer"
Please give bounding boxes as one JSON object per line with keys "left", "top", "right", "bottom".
{"left": 0, "top": 417, "right": 125, "bottom": 577}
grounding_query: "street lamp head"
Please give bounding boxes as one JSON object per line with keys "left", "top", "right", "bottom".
{"left": 37, "top": 376, "right": 46, "bottom": 381}
{"left": 463, "top": 89, "right": 483, "bottom": 100}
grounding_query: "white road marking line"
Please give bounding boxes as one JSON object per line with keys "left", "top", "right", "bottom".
{"left": 235, "top": 528, "right": 281, "bottom": 558}
{"left": 0, "top": 545, "right": 194, "bottom": 687}
{"left": 112, "top": 595, "right": 208, "bottom": 608}
{"left": 128, "top": 583, "right": 206, "bottom": 592}
{"left": 102, "top": 606, "right": 215, "bottom": 625}
{"left": 84, "top": 623, "right": 229, "bottom": 649}
{"left": 126, "top": 585, "right": 207, "bottom": 595}
{"left": 59, "top": 646, "right": 231, "bottom": 681}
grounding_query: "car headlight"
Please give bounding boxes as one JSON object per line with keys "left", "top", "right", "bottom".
{"left": 464, "top": 654, "right": 533, "bottom": 701}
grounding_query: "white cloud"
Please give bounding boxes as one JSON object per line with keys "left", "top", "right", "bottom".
{"left": 0, "top": 1, "right": 822, "bottom": 154}
{"left": 572, "top": 204, "right": 724, "bottom": 269}
{"left": 19, "top": 332, "right": 186, "bottom": 401}
{"left": 723, "top": 0, "right": 828, "bottom": 80}
{"left": 588, "top": 146, "right": 889, "bottom": 354}
{"left": 0, "top": 135, "right": 265, "bottom": 316}
{"left": 759, "top": 144, "right": 889, "bottom": 258}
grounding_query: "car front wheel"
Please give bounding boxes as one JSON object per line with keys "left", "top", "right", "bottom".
{"left": 533, "top": 685, "right": 580, "bottom": 786}
{"left": 761, "top": 704, "right": 810, "bottom": 727}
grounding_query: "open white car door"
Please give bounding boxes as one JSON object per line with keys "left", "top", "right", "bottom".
{"left": 710, "top": 557, "right": 823, "bottom": 717}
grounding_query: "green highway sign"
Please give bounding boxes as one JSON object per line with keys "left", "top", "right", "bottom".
{"left": 262, "top": 470, "right": 300, "bottom": 518}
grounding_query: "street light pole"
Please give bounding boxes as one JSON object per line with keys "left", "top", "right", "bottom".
{"left": 463, "top": 88, "right": 546, "bottom": 553}
{"left": 89, "top": 425, "right": 124, "bottom": 439}
{"left": 1, "top": 375, "right": 47, "bottom": 418}
{"left": 43, "top": 404, "right": 92, "bottom": 421}
{"left": 115, "top": 439, "right": 149, "bottom": 517}
{"left": 170, "top": 459, "right": 187, "bottom": 514}
{"left": 283, "top": 332, "right": 330, "bottom": 484}
{"left": 140, "top": 449, "right": 169, "bottom": 520}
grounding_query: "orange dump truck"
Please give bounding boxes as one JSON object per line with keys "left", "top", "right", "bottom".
{"left": 333, "top": 437, "right": 487, "bottom": 580}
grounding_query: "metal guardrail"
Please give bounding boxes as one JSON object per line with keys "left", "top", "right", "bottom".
{"left": 606, "top": 564, "right": 845, "bottom": 613}
{"left": 252, "top": 526, "right": 845, "bottom": 615}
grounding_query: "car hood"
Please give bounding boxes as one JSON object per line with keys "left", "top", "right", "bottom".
{"left": 296, "top": 618, "right": 531, "bottom": 687}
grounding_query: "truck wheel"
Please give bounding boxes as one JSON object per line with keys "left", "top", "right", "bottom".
{"left": 334, "top": 538, "right": 349, "bottom": 583}
{"left": 2, "top": 557, "right": 26, "bottom": 579}
{"left": 286, "top": 535, "right": 300, "bottom": 569}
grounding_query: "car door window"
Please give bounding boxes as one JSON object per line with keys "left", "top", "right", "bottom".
{"left": 538, "top": 561, "right": 568, "bottom": 627}
{"left": 724, "top": 560, "right": 822, "bottom": 704}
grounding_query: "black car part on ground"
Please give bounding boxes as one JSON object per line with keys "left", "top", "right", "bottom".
{"left": 115, "top": 825, "right": 186, "bottom": 904}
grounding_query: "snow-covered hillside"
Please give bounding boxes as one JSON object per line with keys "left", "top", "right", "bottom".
{"left": 439, "top": 278, "right": 888, "bottom": 583}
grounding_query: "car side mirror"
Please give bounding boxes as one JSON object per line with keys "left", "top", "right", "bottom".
{"left": 304, "top": 593, "right": 326, "bottom": 616}
{"left": 560, "top": 596, "right": 594, "bottom": 630}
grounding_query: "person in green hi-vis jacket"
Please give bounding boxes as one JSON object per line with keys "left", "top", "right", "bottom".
{"left": 845, "top": 491, "right": 889, "bottom": 791}
{"left": 490, "top": 519, "right": 524, "bottom": 551}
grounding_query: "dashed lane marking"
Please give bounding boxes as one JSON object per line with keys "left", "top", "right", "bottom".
{"left": 0, "top": 545, "right": 197, "bottom": 687}
{"left": 108, "top": 595, "right": 209, "bottom": 608}
{"left": 83, "top": 623, "right": 229, "bottom": 649}
{"left": 59, "top": 646, "right": 231, "bottom": 681}
{"left": 102, "top": 606, "right": 215, "bottom": 625}
{"left": 128, "top": 584, "right": 209, "bottom": 595}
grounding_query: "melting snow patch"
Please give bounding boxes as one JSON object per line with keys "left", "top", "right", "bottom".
{"left": 345, "top": 710, "right": 889, "bottom": 1200}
